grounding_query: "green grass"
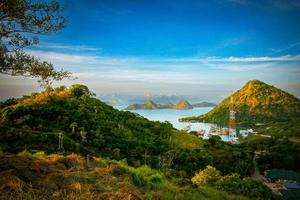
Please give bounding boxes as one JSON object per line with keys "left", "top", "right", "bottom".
{"left": 170, "top": 130, "right": 204, "bottom": 150}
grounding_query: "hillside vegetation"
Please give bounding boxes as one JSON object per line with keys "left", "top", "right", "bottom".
{"left": 0, "top": 84, "right": 275, "bottom": 199}
{"left": 181, "top": 80, "right": 300, "bottom": 126}
{"left": 0, "top": 151, "right": 255, "bottom": 200}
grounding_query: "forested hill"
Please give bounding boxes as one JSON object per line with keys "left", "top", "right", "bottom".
{"left": 0, "top": 84, "right": 275, "bottom": 199}
{"left": 181, "top": 80, "right": 300, "bottom": 126}
{"left": 0, "top": 84, "right": 173, "bottom": 165}
{"left": 0, "top": 84, "right": 254, "bottom": 176}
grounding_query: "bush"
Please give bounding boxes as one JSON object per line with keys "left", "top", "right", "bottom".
{"left": 215, "top": 173, "right": 273, "bottom": 199}
{"left": 191, "top": 165, "right": 221, "bottom": 186}
{"left": 33, "top": 151, "right": 46, "bottom": 158}
{"left": 129, "top": 166, "right": 165, "bottom": 188}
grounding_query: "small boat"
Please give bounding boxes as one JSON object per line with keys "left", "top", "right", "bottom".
{"left": 208, "top": 133, "right": 212, "bottom": 138}
{"left": 231, "top": 137, "right": 238, "bottom": 144}
{"left": 181, "top": 124, "right": 192, "bottom": 132}
{"left": 219, "top": 128, "right": 229, "bottom": 135}
{"left": 210, "top": 127, "right": 217, "bottom": 133}
{"left": 196, "top": 129, "right": 205, "bottom": 137}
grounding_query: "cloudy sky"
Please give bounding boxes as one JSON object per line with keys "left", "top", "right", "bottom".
{"left": 1, "top": 0, "right": 300, "bottom": 102}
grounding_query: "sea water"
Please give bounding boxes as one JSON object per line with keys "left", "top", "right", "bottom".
{"left": 115, "top": 106, "right": 231, "bottom": 142}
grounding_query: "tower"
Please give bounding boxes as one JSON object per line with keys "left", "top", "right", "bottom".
{"left": 228, "top": 91, "right": 236, "bottom": 138}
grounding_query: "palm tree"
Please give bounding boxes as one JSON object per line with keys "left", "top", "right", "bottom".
{"left": 80, "top": 127, "right": 87, "bottom": 141}
{"left": 70, "top": 122, "right": 78, "bottom": 133}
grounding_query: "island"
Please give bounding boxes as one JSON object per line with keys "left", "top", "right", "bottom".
{"left": 125, "top": 99, "right": 195, "bottom": 110}
{"left": 192, "top": 101, "right": 216, "bottom": 107}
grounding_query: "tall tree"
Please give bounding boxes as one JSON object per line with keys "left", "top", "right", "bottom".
{"left": 0, "top": 0, "right": 70, "bottom": 87}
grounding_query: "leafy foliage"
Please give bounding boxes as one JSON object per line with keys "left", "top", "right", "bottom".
{"left": 0, "top": 85, "right": 173, "bottom": 168}
{"left": 192, "top": 166, "right": 274, "bottom": 200}
{"left": 0, "top": 0, "right": 70, "bottom": 87}
{"left": 191, "top": 165, "right": 221, "bottom": 185}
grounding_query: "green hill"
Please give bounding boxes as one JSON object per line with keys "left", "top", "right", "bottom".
{"left": 125, "top": 100, "right": 159, "bottom": 110}
{"left": 0, "top": 85, "right": 173, "bottom": 166}
{"left": 181, "top": 80, "right": 300, "bottom": 126}
{"left": 0, "top": 84, "right": 257, "bottom": 175}
{"left": 143, "top": 99, "right": 159, "bottom": 109}
{"left": 174, "top": 99, "right": 193, "bottom": 110}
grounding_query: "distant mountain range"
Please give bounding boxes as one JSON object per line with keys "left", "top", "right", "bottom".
{"left": 180, "top": 80, "right": 300, "bottom": 126}
{"left": 125, "top": 99, "right": 215, "bottom": 110}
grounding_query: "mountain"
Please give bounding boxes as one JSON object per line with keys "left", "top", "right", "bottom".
{"left": 143, "top": 99, "right": 159, "bottom": 109}
{"left": 125, "top": 99, "right": 193, "bottom": 110}
{"left": 181, "top": 80, "right": 300, "bottom": 126}
{"left": 193, "top": 102, "right": 216, "bottom": 107}
{"left": 174, "top": 99, "right": 193, "bottom": 110}
{"left": 125, "top": 99, "right": 159, "bottom": 110}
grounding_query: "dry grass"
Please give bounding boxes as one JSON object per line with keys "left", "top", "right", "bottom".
{"left": 0, "top": 152, "right": 142, "bottom": 200}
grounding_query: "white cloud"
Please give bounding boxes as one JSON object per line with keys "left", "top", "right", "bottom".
{"left": 2, "top": 48, "right": 298, "bottom": 100}
{"left": 26, "top": 50, "right": 141, "bottom": 70}
{"left": 26, "top": 49, "right": 300, "bottom": 72}
{"left": 204, "top": 55, "right": 300, "bottom": 62}
{"left": 271, "top": 42, "right": 300, "bottom": 54}
{"left": 35, "top": 42, "right": 102, "bottom": 52}
{"left": 73, "top": 70, "right": 215, "bottom": 85}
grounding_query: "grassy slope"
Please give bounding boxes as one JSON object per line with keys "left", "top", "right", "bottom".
{"left": 181, "top": 80, "right": 300, "bottom": 126}
{"left": 170, "top": 130, "right": 204, "bottom": 150}
{"left": 0, "top": 151, "right": 249, "bottom": 200}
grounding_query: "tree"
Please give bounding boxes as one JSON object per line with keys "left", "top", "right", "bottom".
{"left": 70, "top": 122, "right": 78, "bottom": 133}
{"left": 0, "top": 0, "right": 70, "bottom": 87}
{"left": 70, "top": 84, "right": 95, "bottom": 97}
{"left": 191, "top": 165, "right": 221, "bottom": 185}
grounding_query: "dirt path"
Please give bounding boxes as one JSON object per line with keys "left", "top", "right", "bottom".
{"left": 252, "top": 153, "right": 268, "bottom": 182}
{"left": 252, "top": 152, "right": 282, "bottom": 195}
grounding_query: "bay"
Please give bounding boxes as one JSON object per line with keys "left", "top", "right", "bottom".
{"left": 115, "top": 106, "right": 232, "bottom": 142}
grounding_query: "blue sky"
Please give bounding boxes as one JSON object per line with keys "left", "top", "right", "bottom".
{"left": 1, "top": 0, "right": 300, "bottom": 102}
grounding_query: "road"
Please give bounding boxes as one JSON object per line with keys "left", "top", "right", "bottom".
{"left": 252, "top": 152, "right": 282, "bottom": 195}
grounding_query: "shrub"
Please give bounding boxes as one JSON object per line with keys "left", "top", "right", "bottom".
{"left": 191, "top": 165, "right": 221, "bottom": 186}
{"left": 33, "top": 151, "right": 46, "bottom": 158}
{"left": 129, "top": 166, "right": 165, "bottom": 188}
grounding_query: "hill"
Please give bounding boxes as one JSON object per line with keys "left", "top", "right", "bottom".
{"left": 0, "top": 85, "right": 173, "bottom": 167}
{"left": 174, "top": 99, "right": 193, "bottom": 110}
{"left": 192, "top": 102, "right": 216, "bottom": 107}
{"left": 125, "top": 99, "right": 193, "bottom": 110}
{"left": 0, "top": 84, "right": 274, "bottom": 199}
{"left": 0, "top": 85, "right": 252, "bottom": 175}
{"left": 125, "top": 100, "right": 159, "bottom": 110}
{"left": 181, "top": 80, "right": 300, "bottom": 126}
